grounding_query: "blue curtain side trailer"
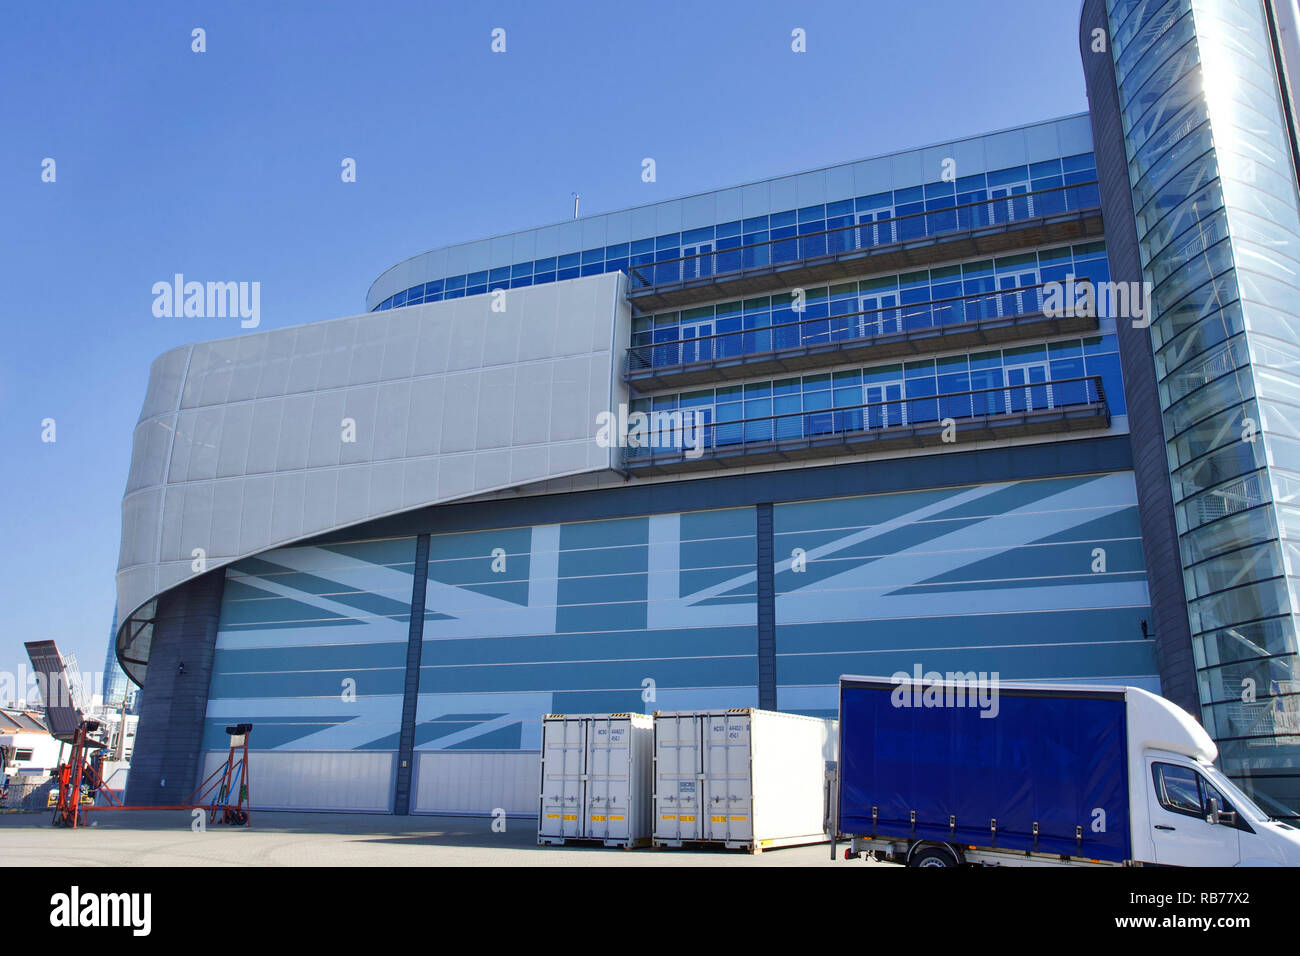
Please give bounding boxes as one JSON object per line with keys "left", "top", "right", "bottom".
{"left": 833, "top": 675, "right": 1300, "bottom": 867}
{"left": 834, "top": 675, "right": 1133, "bottom": 866}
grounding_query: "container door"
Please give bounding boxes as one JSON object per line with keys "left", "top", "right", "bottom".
{"left": 655, "top": 714, "right": 703, "bottom": 841}
{"left": 539, "top": 718, "right": 585, "bottom": 839}
{"left": 587, "top": 717, "right": 633, "bottom": 843}
{"left": 702, "top": 712, "right": 753, "bottom": 844}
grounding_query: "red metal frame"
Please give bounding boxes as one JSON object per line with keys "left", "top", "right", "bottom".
{"left": 52, "top": 722, "right": 252, "bottom": 829}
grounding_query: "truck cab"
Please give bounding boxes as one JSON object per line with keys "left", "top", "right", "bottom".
{"left": 1142, "top": 749, "right": 1300, "bottom": 866}
{"left": 1124, "top": 687, "right": 1300, "bottom": 867}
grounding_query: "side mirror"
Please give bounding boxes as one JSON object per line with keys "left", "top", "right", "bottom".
{"left": 1206, "top": 797, "right": 1237, "bottom": 826}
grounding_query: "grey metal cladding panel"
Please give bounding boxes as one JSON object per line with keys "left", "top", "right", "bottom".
{"left": 138, "top": 346, "right": 190, "bottom": 423}
{"left": 1081, "top": 0, "right": 1199, "bottom": 716}
{"left": 115, "top": 272, "right": 625, "bottom": 658}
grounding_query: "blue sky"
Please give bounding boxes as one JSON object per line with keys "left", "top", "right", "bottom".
{"left": 0, "top": 0, "right": 1090, "bottom": 693}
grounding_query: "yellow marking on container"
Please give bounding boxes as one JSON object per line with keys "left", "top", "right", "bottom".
{"left": 610, "top": 815, "right": 625, "bottom": 821}
{"left": 729, "top": 816, "right": 747, "bottom": 822}
{"left": 590, "top": 815, "right": 606, "bottom": 822}
{"left": 711, "top": 815, "right": 727, "bottom": 823}
{"left": 545, "top": 813, "right": 561, "bottom": 820}
{"left": 760, "top": 839, "right": 773, "bottom": 847}
{"left": 661, "top": 814, "right": 677, "bottom": 820}
{"left": 562, "top": 814, "right": 577, "bottom": 821}
{"left": 679, "top": 814, "right": 696, "bottom": 822}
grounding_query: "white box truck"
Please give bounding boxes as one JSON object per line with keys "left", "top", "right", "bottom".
{"left": 654, "top": 708, "right": 836, "bottom": 852}
{"left": 834, "top": 675, "right": 1300, "bottom": 867}
{"left": 537, "top": 713, "right": 653, "bottom": 848}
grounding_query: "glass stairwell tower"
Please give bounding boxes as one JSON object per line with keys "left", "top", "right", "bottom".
{"left": 1083, "top": 0, "right": 1300, "bottom": 817}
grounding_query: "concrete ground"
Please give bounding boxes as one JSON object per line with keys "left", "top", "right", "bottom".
{"left": 0, "top": 810, "right": 871, "bottom": 866}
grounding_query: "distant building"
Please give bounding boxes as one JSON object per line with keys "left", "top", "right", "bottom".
{"left": 102, "top": 604, "right": 138, "bottom": 714}
{"left": 0, "top": 708, "right": 60, "bottom": 776}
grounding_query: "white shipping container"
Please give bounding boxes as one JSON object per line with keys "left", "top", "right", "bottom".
{"left": 538, "top": 713, "right": 654, "bottom": 848}
{"left": 653, "top": 708, "right": 836, "bottom": 852}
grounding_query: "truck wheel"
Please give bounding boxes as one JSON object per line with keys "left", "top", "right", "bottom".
{"left": 909, "top": 845, "right": 959, "bottom": 867}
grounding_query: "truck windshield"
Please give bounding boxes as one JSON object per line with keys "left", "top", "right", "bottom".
{"left": 1200, "top": 763, "right": 1269, "bottom": 822}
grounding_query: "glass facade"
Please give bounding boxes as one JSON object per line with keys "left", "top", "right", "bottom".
{"left": 626, "top": 334, "right": 1121, "bottom": 457}
{"left": 373, "top": 155, "right": 1098, "bottom": 311}
{"left": 1106, "top": 0, "right": 1300, "bottom": 815}
{"left": 630, "top": 241, "right": 1110, "bottom": 370}
{"left": 102, "top": 604, "right": 137, "bottom": 712}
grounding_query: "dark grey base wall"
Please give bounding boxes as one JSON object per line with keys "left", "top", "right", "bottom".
{"left": 125, "top": 570, "right": 225, "bottom": 806}
{"left": 1079, "top": 0, "right": 1200, "bottom": 717}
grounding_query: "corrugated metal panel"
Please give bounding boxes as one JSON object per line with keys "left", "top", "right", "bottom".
{"left": 537, "top": 713, "right": 654, "bottom": 846}
{"left": 22, "top": 641, "right": 82, "bottom": 742}
{"left": 654, "top": 708, "right": 836, "bottom": 850}
{"left": 199, "top": 750, "right": 395, "bottom": 812}
{"left": 412, "top": 751, "right": 539, "bottom": 815}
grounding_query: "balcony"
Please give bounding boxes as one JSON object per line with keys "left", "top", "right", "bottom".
{"left": 625, "top": 182, "right": 1103, "bottom": 312}
{"left": 622, "top": 376, "right": 1110, "bottom": 476}
{"left": 626, "top": 279, "right": 1099, "bottom": 392}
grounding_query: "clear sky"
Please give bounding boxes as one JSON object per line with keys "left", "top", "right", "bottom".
{"left": 0, "top": 0, "right": 1090, "bottom": 695}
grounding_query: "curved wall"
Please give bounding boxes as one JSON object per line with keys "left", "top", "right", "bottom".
{"left": 116, "top": 271, "right": 629, "bottom": 684}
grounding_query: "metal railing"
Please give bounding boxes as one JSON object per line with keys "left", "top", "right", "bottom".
{"left": 625, "top": 180, "right": 1101, "bottom": 292}
{"left": 627, "top": 277, "right": 1077, "bottom": 373}
{"left": 623, "top": 375, "right": 1108, "bottom": 463}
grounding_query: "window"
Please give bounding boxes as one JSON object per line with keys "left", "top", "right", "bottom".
{"left": 15, "top": 749, "right": 33, "bottom": 761}
{"left": 1151, "top": 762, "right": 1252, "bottom": 831}
{"left": 1153, "top": 763, "right": 1202, "bottom": 815}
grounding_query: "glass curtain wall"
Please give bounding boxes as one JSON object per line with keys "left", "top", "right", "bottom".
{"left": 1107, "top": 0, "right": 1300, "bottom": 816}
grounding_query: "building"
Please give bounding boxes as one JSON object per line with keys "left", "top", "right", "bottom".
{"left": 102, "top": 604, "right": 139, "bottom": 715}
{"left": 0, "top": 709, "right": 60, "bottom": 776}
{"left": 114, "top": 0, "right": 1300, "bottom": 819}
